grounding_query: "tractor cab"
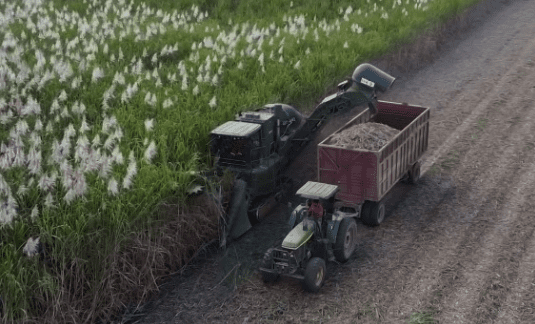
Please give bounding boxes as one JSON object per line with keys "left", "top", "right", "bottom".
{"left": 296, "top": 181, "right": 339, "bottom": 217}
{"left": 289, "top": 181, "right": 339, "bottom": 234}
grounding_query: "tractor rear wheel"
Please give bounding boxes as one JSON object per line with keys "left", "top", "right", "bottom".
{"left": 361, "top": 200, "right": 385, "bottom": 226}
{"left": 333, "top": 218, "right": 357, "bottom": 263}
{"left": 302, "top": 257, "right": 326, "bottom": 293}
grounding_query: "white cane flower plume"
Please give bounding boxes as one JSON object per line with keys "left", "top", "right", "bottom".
{"left": 65, "top": 123, "right": 76, "bottom": 138}
{"left": 17, "top": 183, "right": 29, "bottom": 197}
{"left": 111, "top": 146, "right": 124, "bottom": 165}
{"left": 99, "top": 153, "right": 113, "bottom": 179}
{"left": 144, "top": 91, "right": 152, "bottom": 105}
{"left": 22, "top": 97, "right": 41, "bottom": 116}
{"left": 50, "top": 99, "right": 61, "bottom": 114}
{"left": 193, "top": 85, "right": 199, "bottom": 96}
{"left": 34, "top": 118, "right": 43, "bottom": 131}
{"left": 343, "top": 41, "right": 349, "bottom": 48}
{"left": 163, "top": 98, "right": 173, "bottom": 109}
{"left": 79, "top": 116, "right": 90, "bottom": 134}
{"left": 113, "top": 71, "right": 125, "bottom": 85}
{"left": 181, "top": 75, "right": 188, "bottom": 90}
{"left": 107, "top": 177, "right": 119, "bottom": 195}
{"left": 64, "top": 188, "right": 76, "bottom": 204}
{"left": 58, "top": 90, "right": 67, "bottom": 102}
{"left": 294, "top": 60, "right": 301, "bottom": 69}
{"left": 30, "top": 206, "right": 38, "bottom": 221}
{"left": 92, "top": 66, "right": 104, "bottom": 83}
{"left": 60, "top": 106, "right": 70, "bottom": 118}
{"left": 23, "top": 237, "right": 40, "bottom": 257}
{"left": 144, "top": 140, "right": 157, "bottom": 163}
{"left": 92, "top": 134, "right": 101, "bottom": 148}
{"left": 27, "top": 146, "right": 42, "bottom": 174}
{"left": 71, "top": 76, "right": 82, "bottom": 89}
{"left": 44, "top": 192, "right": 54, "bottom": 209}
{"left": 103, "top": 134, "right": 116, "bottom": 151}
{"left": 123, "top": 151, "right": 137, "bottom": 189}
{"left": 102, "top": 115, "right": 118, "bottom": 134}
{"left": 75, "top": 135, "right": 90, "bottom": 163}
{"left": 144, "top": 118, "right": 154, "bottom": 132}
{"left": 208, "top": 96, "right": 216, "bottom": 108}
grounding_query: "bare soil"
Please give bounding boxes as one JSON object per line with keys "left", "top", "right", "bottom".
{"left": 119, "top": 0, "right": 535, "bottom": 323}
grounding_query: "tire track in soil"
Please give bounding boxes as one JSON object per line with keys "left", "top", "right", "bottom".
{"left": 420, "top": 20, "right": 535, "bottom": 176}
{"left": 332, "top": 37, "right": 535, "bottom": 323}
{"left": 435, "top": 163, "right": 535, "bottom": 323}
{"left": 494, "top": 225, "right": 535, "bottom": 324}
{"left": 469, "top": 189, "right": 535, "bottom": 324}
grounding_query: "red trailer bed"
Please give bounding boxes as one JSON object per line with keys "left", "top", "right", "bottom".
{"left": 318, "top": 100, "right": 430, "bottom": 207}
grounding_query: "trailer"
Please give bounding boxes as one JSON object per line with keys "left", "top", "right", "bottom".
{"left": 317, "top": 100, "right": 430, "bottom": 225}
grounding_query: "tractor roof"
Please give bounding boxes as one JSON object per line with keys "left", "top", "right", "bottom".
{"left": 296, "top": 181, "right": 339, "bottom": 200}
{"left": 211, "top": 121, "right": 261, "bottom": 137}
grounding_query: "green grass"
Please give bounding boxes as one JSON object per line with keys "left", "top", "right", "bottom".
{"left": 0, "top": 0, "right": 487, "bottom": 322}
{"left": 408, "top": 308, "right": 437, "bottom": 324}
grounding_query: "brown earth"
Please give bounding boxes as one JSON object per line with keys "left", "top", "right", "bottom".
{"left": 119, "top": 0, "right": 535, "bottom": 323}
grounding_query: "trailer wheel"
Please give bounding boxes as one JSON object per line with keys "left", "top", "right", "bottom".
{"left": 302, "top": 257, "right": 326, "bottom": 293}
{"left": 361, "top": 201, "right": 385, "bottom": 226}
{"left": 260, "top": 248, "right": 280, "bottom": 283}
{"left": 333, "top": 218, "right": 357, "bottom": 263}
{"left": 409, "top": 161, "right": 421, "bottom": 184}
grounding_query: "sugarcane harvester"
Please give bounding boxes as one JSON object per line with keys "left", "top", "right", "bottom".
{"left": 206, "top": 64, "right": 396, "bottom": 244}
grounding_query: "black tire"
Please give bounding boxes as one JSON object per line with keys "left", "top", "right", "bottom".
{"left": 248, "top": 197, "right": 262, "bottom": 225}
{"left": 260, "top": 248, "right": 279, "bottom": 283}
{"left": 302, "top": 257, "right": 326, "bottom": 293}
{"left": 333, "top": 218, "right": 357, "bottom": 263}
{"left": 361, "top": 200, "right": 385, "bottom": 226}
{"left": 408, "top": 161, "right": 421, "bottom": 184}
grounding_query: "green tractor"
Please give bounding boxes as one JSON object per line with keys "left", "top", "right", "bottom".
{"left": 259, "top": 181, "right": 358, "bottom": 292}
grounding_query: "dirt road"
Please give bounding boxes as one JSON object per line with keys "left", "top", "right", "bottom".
{"left": 121, "top": 0, "right": 535, "bottom": 322}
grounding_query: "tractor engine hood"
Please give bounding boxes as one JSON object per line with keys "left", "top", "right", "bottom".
{"left": 282, "top": 219, "right": 315, "bottom": 250}
{"left": 352, "top": 63, "right": 396, "bottom": 93}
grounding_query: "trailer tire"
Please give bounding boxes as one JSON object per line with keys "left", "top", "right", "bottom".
{"left": 334, "top": 218, "right": 357, "bottom": 263}
{"left": 302, "top": 257, "right": 326, "bottom": 293}
{"left": 260, "top": 248, "right": 280, "bottom": 283}
{"left": 361, "top": 201, "right": 385, "bottom": 226}
{"left": 409, "top": 161, "right": 421, "bottom": 184}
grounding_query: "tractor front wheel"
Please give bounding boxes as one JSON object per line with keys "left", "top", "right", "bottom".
{"left": 302, "top": 257, "right": 326, "bottom": 293}
{"left": 260, "top": 248, "right": 280, "bottom": 283}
